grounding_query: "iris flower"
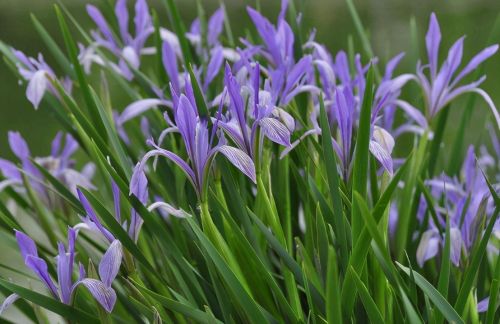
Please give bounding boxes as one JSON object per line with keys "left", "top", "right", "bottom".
{"left": 0, "top": 229, "right": 121, "bottom": 314}
{"left": 416, "top": 146, "right": 498, "bottom": 267}
{"left": 82, "top": 0, "right": 153, "bottom": 79}
{"left": 131, "top": 81, "right": 256, "bottom": 201}
{"left": 0, "top": 132, "right": 95, "bottom": 202}
{"left": 415, "top": 13, "right": 499, "bottom": 129}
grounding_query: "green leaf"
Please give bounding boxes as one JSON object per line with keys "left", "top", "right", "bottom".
{"left": 397, "top": 263, "right": 464, "bottom": 324}
{"left": 131, "top": 279, "right": 223, "bottom": 324}
{"left": 325, "top": 247, "right": 342, "bottom": 324}
{"left": 54, "top": 4, "right": 107, "bottom": 140}
{"left": 435, "top": 217, "right": 451, "bottom": 324}
{"left": 318, "top": 94, "right": 348, "bottom": 268}
{"left": 486, "top": 253, "right": 500, "bottom": 324}
{"left": 351, "top": 65, "right": 375, "bottom": 241}
{"left": 0, "top": 279, "right": 98, "bottom": 323}
{"left": 348, "top": 266, "right": 385, "bottom": 323}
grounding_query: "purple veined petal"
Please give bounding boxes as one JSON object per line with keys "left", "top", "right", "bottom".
{"left": 50, "top": 132, "right": 63, "bottom": 157}
{"left": 276, "top": 19, "right": 294, "bottom": 61}
{"left": 77, "top": 189, "right": 115, "bottom": 243}
{"left": 216, "top": 145, "right": 256, "bottom": 183}
{"left": 369, "top": 140, "right": 393, "bottom": 175}
{"left": 130, "top": 162, "right": 148, "bottom": 205}
{"left": 26, "top": 70, "right": 48, "bottom": 109}
{"left": 416, "top": 229, "right": 441, "bottom": 267}
{"left": 216, "top": 119, "right": 248, "bottom": 153}
{"left": 87, "top": 5, "right": 117, "bottom": 48}
{"left": 426, "top": 13, "right": 441, "bottom": 78}
{"left": 449, "top": 227, "right": 463, "bottom": 266}
{"left": 75, "top": 279, "right": 116, "bottom": 313}
{"left": 372, "top": 126, "right": 395, "bottom": 154}
{"left": 147, "top": 202, "right": 192, "bottom": 218}
{"left": 99, "top": 240, "right": 122, "bottom": 288}
{"left": 0, "top": 158, "right": 22, "bottom": 182}
{"left": 0, "top": 293, "right": 20, "bottom": 315}
{"left": 118, "top": 99, "right": 169, "bottom": 125}
{"left": 272, "top": 107, "right": 295, "bottom": 132}
{"left": 175, "top": 95, "right": 198, "bottom": 160}
{"left": 15, "top": 230, "right": 38, "bottom": 259}
{"left": 57, "top": 228, "right": 76, "bottom": 304}
{"left": 455, "top": 88, "right": 500, "bottom": 131}
{"left": 204, "top": 46, "right": 224, "bottom": 89}
{"left": 115, "top": 0, "right": 130, "bottom": 42}
{"left": 452, "top": 44, "right": 499, "bottom": 87}
{"left": 259, "top": 117, "right": 291, "bottom": 147}
{"left": 394, "top": 100, "right": 428, "bottom": 129}
{"left": 25, "top": 255, "right": 59, "bottom": 299}
{"left": 207, "top": 7, "right": 224, "bottom": 46}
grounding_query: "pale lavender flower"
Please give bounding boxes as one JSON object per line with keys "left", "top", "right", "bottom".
{"left": 416, "top": 146, "right": 497, "bottom": 267}
{"left": 82, "top": 0, "right": 154, "bottom": 79}
{"left": 415, "top": 13, "right": 499, "bottom": 129}
{"left": 0, "top": 229, "right": 121, "bottom": 314}
{"left": 131, "top": 80, "right": 256, "bottom": 201}
{"left": 0, "top": 132, "right": 95, "bottom": 202}
{"left": 11, "top": 49, "right": 71, "bottom": 109}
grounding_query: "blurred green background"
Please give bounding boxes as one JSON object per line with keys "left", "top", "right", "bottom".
{"left": 1, "top": 0, "right": 499, "bottom": 159}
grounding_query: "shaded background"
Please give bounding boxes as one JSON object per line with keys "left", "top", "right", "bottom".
{"left": 1, "top": 0, "right": 499, "bottom": 159}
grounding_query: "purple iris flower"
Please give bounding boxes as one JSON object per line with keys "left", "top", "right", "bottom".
{"left": 131, "top": 79, "right": 256, "bottom": 201}
{"left": 0, "top": 229, "right": 121, "bottom": 314}
{"left": 82, "top": 0, "right": 154, "bottom": 79}
{"left": 11, "top": 49, "right": 72, "bottom": 109}
{"left": 414, "top": 13, "right": 499, "bottom": 129}
{"left": 0, "top": 132, "right": 95, "bottom": 203}
{"left": 416, "top": 146, "right": 498, "bottom": 267}
{"left": 218, "top": 63, "right": 294, "bottom": 160}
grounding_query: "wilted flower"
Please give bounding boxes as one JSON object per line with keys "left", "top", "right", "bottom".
{"left": 0, "top": 229, "right": 121, "bottom": 314}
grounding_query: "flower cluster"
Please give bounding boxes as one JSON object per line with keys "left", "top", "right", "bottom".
{"left": 0, "top": 0, "right": 498, "bottom": 322}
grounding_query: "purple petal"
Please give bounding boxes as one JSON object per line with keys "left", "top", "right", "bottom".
{"left": 259, "top": 117, "right": 291, "bottom": 147}
{"left": 26, "top": 70, "right": 47, "bottom": 109}
{"left": 0, "top": 158, "right": 22, "bottom": 182}
{"left": 76, "top": 279, "right": 116, "bottom": 313}
{"left": 25, "top": 255, "right": 59, "bottom": 299}
{"left": 477, "top": 297, "right": 491, "bottom": 313}
{"left": 115, "top": 0, "right": 130, "bottom": 41}
{"left": 118, "top": 99, "right": 168, "bottom": 125}
{"left": 204, "top": 46, "right": 224, "bottom": 89}
{"left": 60, "top": 134, "right": 78, "bottom": 164}
{"left": 449, "top": 227, "right": 463, "bottom": 266}
{"left": 426, "top": 13, "right": 441, "bottom": 78}
{"left": 246, "top": 7, "right": 281, "bottom": 65}
{"left": 369, "top": 140, "right": 393, "bottom": 175}
{"left": 162, "top": 41, "right": 180, "bottom": 93}
{"left": 50, "top": 132, "right": 63, "bottom": 157}
{"left": 134, "top": 0, "right": 151, "bottom": 39}
{"left": 453, "top": 44, "right": 499, "bottom": 87}
{"left": 175, "top": 95, "right": 198, "bottom": 159}
{"left": 87, "top": 5, "right": 117, "bottom": 48}
{"left": 15, "top": 230, "right": 38, "bottom": 259}
{"left": 216, "top": 145, "right": 256, "bottom": 183}
{"left": 395, "top": 100, "right": 428, "bottom": 129}
{"left": 416, "top": 229, "right": 441, "bottom": 267}
{"left": 111, "top": 181, "right": 121, "bottom": 223}
{"left": 0, "top": 293, "right": 20, "bottom": 315}
{"left": 384, "top": 52, "right": 405, "bottom": 80}
{"left": 77, "top": 189, "right": 115, "bottom": 243}
{"left": 57, "top": 228, "right": 76, "bottom": 304}
{"left": 8, "top": 131, "right": 30, "bottom": 161}
{"left": 207, "top": 8, "right": 224, "bottom": 46}
{"left": 99, "top": 240, "right": 122, "bottom": 287}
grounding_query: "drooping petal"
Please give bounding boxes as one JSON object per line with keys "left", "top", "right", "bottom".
{"left": 147, "top": 202, "right": 192, "bottom": 218}
{"left": 77, "top": 189, "right": 115, "bottom": 243}
{"left": 15, "top": 230, "right": 38, "bottom": 259}
{"left": 259, "top": 117, "right": 291, "bottom": 147}
{"left": 416, "top": 229, "right": 441, "bottom": 267}
{"left": 453, "top": 44, "right": 499, "bottom": 86}
{"left": 25, "top": 255, "right": 59, "bottom": 299}
{"left": 118, "top": 99, "right": 168, "bottom": 125}
{"left": 76, "top": 279, "right": 116, "bottom": 313}
{"left": 216, "top": 145, "right": 256, "bottom": 183}
{"left": 395, "top": 100, "right": 429, "bottom": 129}
{"left": 99, "top": 240, "right": 122, "bottom": 288}
{"left": 0, "top": 294, "right": 20, "bottom": 315}
{"left": 369, "top": 140, "right": 393, "bottom": 175}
